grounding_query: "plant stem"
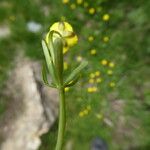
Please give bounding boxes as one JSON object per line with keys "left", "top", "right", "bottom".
{"left": 55, "top": 87, "right": 66, "bottom": 150}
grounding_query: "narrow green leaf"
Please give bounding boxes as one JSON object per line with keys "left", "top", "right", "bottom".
{"left": 64, "top": 75, "right": 80, "bottom": 87}
{"left": 47, "top": 32, "right": 55, "bottom": 62}
{"left": 41, "top": 40, "right": 57, "bottom": 84}
{"left": 53, "top": 38, "right": 63, "bottom": 83}
{"left": 47, "top": 31, "right": 62, "bottom": 63}
{"left": 64, "top": 61, "right": 88, "bottom": 85}
{"left": 42, "top": 63, "right": 49, "bottom": 85}
{"left": 42, "top": 64, "right": 56, "bottom": 88}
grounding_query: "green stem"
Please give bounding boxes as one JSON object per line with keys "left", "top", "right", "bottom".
{"left": 55, "top": 87, "right": 66, "bottom": 150}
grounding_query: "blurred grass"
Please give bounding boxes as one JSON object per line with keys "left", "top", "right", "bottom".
{"left": 0, "top": 0, "right": 150, "bottom": 149}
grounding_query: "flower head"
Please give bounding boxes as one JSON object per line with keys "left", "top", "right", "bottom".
{"left": 70, "top": 3, "right": 76, "bottom": 10}
{"left": 62, "top": 0, "right": 69, "bottom": 4}
{"left": 109, "top": 62, "right": 115, "bottom": 68}
{"left": 88, "top": 36, "right": 94, "bottom": 42}
{"left": 102, "top": 14, "right": 110, "bottom": 21}
{"left": 95, "top": 71, "right": 100, "bottom": 76}
{"left": 107, "top": 70, "right": 113, "bottom": 75}
{"left": 109, "top": 82, "right": 116, "bottom": 87}
{"left": 90, "top": 49, "right": 97, "bottom": 55}
{"left": 89, "top": 8, "right": 95, "bottom": 15}
{"left": 103, "top": 36, "right": 109, "bottom": 42}
{"left": 101, "top": 59, "right": 108, "bottom": 66}
{"left": 76, "top": 56, "right": 83, "bottom": 62}
{"left": 46, "top": 22, "right": 78, "bottom": 54}
{"left": 76, "top": 0, "right": 83, "bottom": 5}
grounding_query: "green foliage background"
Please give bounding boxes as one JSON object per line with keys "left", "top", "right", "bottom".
{"left": 0, "top": 0, "right": 150, "bottom": 149}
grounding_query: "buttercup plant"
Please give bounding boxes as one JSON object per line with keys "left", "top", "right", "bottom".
{"left": 41, "top": 21, "right": 88, "bottom": 150}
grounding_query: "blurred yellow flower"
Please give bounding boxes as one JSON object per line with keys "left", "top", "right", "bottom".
{"left": 84, "top": 2, "right": 89, "bottom": 8}
{"left": 87, "top": 87, "right": 98, "bottom": 93}
{"left": 101, "top": 59, "right": 108, "bottom": 66}
{"left": 109, "top": 82, "right": 116, "bottom": 87}
{"left": 109, "top": 62, "right": 115, "bottom": 68}
{"left": 76, "top": 0, "right": 83, "bottom": 5}
{"left": 9, "top": 15, "right": 15, "bottom": 21}
{"left": 46, "top": 21, "right": 78, "bottom": 54}
{"left": 70, "top": 3, "right": 76, "bottom": 9}
{"left": 79, "top": 108, "right": 90, "bottom": 117}
{"left": 88, "top": 36, "right": 94, "bottom": 42}
{"left": 103, "top": 36, "right": 109, "bottom": 42}
{"left": 107, "top": 70, "right": 113, "bottom": 75}
{"left": 65, "top": 87, "right": 70, "bottom": 92}
{"left": 90, "top": 73, "right": 95, "bottom": 78}
{"left": 87, "top": 87, "right": 93, "bottom": 93}
{"left": 89, "top": 8, "right": 95, "bottom": 15}
{"left": 63, "top": 62, "right": 68, "bottom": 70}
{"left": 89, "top": 78, "right": 94, "bottom": 83}
{"left": 92, "top": 87, "right": 98, "bottom": 92}
{"left": 90, "top": 49, "right": 97, "bottom": 55}
{"left": 96, "top": 113, "right": 103, "bottom": 119}
{"left": 62, "top": 0, "right": 69, "bottom": 4}
{"left": 76, "top": 56, "right": 83, "bottom": 62}
{"left": 83, "top": 109, "right": 88, "bottom": 115}
{"left": 95, "top": 71, "right": 100, "bottom": 76}
{"left": 87, "top": 105, "right": 91, "bottom": 111}
{"left": 102, "top": 14, "right": 110, "bottom": 21}
{"left": 96, "top": 78, "right": 102, "bottom": 83}
{"left": 79, "top": 111, "right": 84, "bottom": 117}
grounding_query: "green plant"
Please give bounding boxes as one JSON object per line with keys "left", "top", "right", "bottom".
{"left": 41, "top": 21, "right": 88, "bottom": 150}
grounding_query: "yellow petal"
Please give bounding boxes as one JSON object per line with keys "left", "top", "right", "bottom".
{"left": 63, "top": 47, "right": 69, "bottom": 54}
{"left": 65, "top": 35, "right": 78, "bottom": 47}
{"left": 50, "top": 22, "right": 73, "bottom": 33}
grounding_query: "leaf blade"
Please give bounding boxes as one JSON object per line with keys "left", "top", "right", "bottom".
{"left": 64, "top": 61, "right": 88, "bottom": 85}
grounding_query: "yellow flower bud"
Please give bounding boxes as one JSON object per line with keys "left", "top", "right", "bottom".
{"left": 46, "top": 22, "right": 78, "bottom": 54}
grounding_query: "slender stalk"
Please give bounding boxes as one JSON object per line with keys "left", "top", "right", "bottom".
{"left": 55, "top": 87, "right": 66, "bottom": 150}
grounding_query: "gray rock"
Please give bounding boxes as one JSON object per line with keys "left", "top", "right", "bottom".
{"left": 0, "top": 57, "right": 58, "bottom": 150}
{"left": 0, "top": 25, "right": 11, "bottom": 38}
